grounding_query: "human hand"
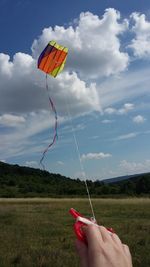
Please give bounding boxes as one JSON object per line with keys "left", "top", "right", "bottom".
{"left": 75, "top": 225, "right": 133, "bottom": 267}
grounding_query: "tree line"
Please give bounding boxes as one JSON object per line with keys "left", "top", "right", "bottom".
{"left": 0, "top": 161, "right": 150, "bottom": 197}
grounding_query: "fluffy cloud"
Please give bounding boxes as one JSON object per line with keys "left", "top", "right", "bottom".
{"left": 1, "top": 8, "right": 150, "bottom": 165}
{"left": 133, "top": 115, "right": 146, "bottom": 124}
{"left": 104, "top": 107, "right": 116, "bottom": 114}
{"left": 0, "top": 53, "right": 34, "bottom": 78}
{"left": 0, "top": 52, "right": 38, "bottom": 113}
{"left": 0, "top": 52, "right": 100, "bottom": 115}
{"left": 129, "top": 12, "right": 150, "bottom": 58}
{"left": 104, "top": 103, "right": 134, "bottom": 115}
{"left": 0, "top": 114, "right": 25, "bottom": 127}
{"left": 120, "top": 159, "right": 150, "bottom": 174}
{"left": 0, "top": 111, "right": 64, "bottom": 160}
{"left": 81, "top": 152, "right": 112, "bottom": 161}
{"left": 32, "top": 9, "right": 129, "bottom": 79}
{"left": 118, "top": 103, "right": 134, "bottom": 114}
{"left": 52, "top": 72, "right": 100, "bottom": 115}
{"left": 0, "top": 10, "right": 149, "bottom": 119}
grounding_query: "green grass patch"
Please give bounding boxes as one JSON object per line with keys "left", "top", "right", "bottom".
{"left": 0, "top": 198, "right": 149, "bottom": 267}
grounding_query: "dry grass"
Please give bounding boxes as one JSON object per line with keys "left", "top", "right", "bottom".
{"left": 0, "top": 198, "right": 149, "bottom": 267}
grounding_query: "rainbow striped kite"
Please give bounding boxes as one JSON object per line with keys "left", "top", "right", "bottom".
{"left": 38, "top": 40, "right": 68, "bottom": 77}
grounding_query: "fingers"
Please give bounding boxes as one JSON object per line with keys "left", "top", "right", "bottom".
{"left": 98, "top": 225, "right": 114, "bottom": 243}
{"left": 76, "top": 225, "right": 133, "bottom": 267}
{"left": 82, "top": 225, "right": 103, "bottom": 250}
{"left": 82, "top": 224, "right": 114, "bottom": 249}
{"left": 82, "top": 225, "right": 131, "bottom": 256}
{"left": 123, "top": 244, "right": 132, "bottom": 262}
{"left": 83, "top": 225, "right": 128, "bottom": 250}
{"left": 75, "top": 239, "right": 88, "bottom": 267}
{"left": 123, "top": 244, "right": 130, "bottom": 255}
{"left": 111, "top": 233, "right": 123, "bottom": 248}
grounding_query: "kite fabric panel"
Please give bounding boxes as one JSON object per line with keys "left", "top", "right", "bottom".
{"left": 38, "top": 40, "right": 68, "bottom": 77}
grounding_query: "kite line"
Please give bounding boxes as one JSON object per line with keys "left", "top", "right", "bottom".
{"left": 37, "top": 40, "right": 95, "bottom": 220}
{"left": 66, "top": 100, "right": 96, "bottom": 221}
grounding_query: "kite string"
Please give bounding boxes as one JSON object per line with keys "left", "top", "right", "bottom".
{"left": 39, "top": 74, "right": 95, "bottom": 219}
{"left": 39, "top": 74, "right": 58, "bottom": 169}
{"left": 66, "top": 100, "right": 96, "bottom": 221}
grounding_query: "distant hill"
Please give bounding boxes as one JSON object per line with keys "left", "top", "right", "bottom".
{"left": 0, "top": 161, "right": 86, "bottom": 197}
{"left": 102, "top": 173, "right": 148, "bottom": 184}
{"left": 0, "top": 161, "right": 150, "bottom": 197}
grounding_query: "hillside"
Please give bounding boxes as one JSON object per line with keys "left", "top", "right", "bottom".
{"left": 0, "top": 161, "right": 150, "bottom": 197}
{"left": 103, "top": 173, "right": 147, "bottom": 184}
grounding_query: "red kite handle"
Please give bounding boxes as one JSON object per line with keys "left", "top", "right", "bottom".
{"left": 69, "top": 208, "right": 115, "bottom": 245}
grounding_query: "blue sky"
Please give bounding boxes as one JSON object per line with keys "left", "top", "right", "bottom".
{"left": 0, "top": 0, "right": 150, "bottom": 180}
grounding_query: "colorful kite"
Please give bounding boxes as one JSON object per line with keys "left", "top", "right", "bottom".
{"left": 38, "top": 40, "right": 68, "bottom": 168}
{"left": 38, "top": 40, "right": 68, "bottom": 77}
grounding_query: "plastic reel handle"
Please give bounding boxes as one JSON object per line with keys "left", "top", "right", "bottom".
{"left": 69, "top": 208, "right": 115, "bottom": 245}
{"left": 74, "top": 219, "right": 87, "bottom": 243}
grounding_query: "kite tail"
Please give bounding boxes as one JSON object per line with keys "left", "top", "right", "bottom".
{"left": 40, "top": 74, "right": 58, "bottom": 169}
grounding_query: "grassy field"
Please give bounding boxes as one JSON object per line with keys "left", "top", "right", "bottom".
{"left": 0, "top": 198, "right": 149, "bottom": 267}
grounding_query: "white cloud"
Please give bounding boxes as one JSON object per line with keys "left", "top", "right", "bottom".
{"left": 0, "top": 52, "right": 100, "bottom": 116}
{"left": 61, "top": 123, "right": 85, "bottom": 136}
{"left": 0, "top": 9, "right": 150, "bottom": 164}
{"left": 88, "top": 135, "right": 99, "bottom": 140}
{"left": 118, "top": 103, "right": 134, "bottom": 114}
{"left": 0, "top": 10, "right": 149, "bottom": 120}
{"left": 54, "top": 72, "right": 100, "bottom": 115}
{"left": 120, "top": 159, "right": 150, "bottom": 174}
{"left": 0, "top": 114, "right": 25, "bottom": 127}
{"left": 0, "top": 52, "right": 37, "bottom": 113}
{"left": 133, "top": 115, "right": 146, "bottom": 124}
{"left": 129, "top": 12, "right": 150, "bottom": 58}
{"left": 114, "top": 132, "right": 138, "bottom": 141}
{"left": 0, "top": 52, "right": 34, "bottom": 78}
{"left": 0, "top": 54, "right": 13, "bottom": 77}
{"left": 99, "top": 67, "right": 150, "bottom": 109}
{"left": 104, "top": 107, "right": 116, "bottom": 114}
{"left": 0, "top": 159, "right": 6, "bottom": 163}
{"left": 104, "top": 103, "right": 134, "bottom": 115}
{"left": 81, "top": 152, "right": 112, "bottom": 161}
{"left": 73, "top": 171, "right": 86, "bottom": 180}
{"left": 101, "top": 119, "right": 113, "bottom": 124}
{"left": 57, "top": 161, "right": 64, "bottom": 165}
{"left": 0, "top": 111, "right": 64, "bottom": 160}
{"left": 25, "top": 161, "right": 38, "bottom": 168}
{"left": 32, "top": 9, "right": 129, "bottom": 79}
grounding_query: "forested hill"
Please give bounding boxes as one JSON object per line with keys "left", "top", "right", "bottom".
{"left": 0, "top": 161, "right": 150, "bottom": 197}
